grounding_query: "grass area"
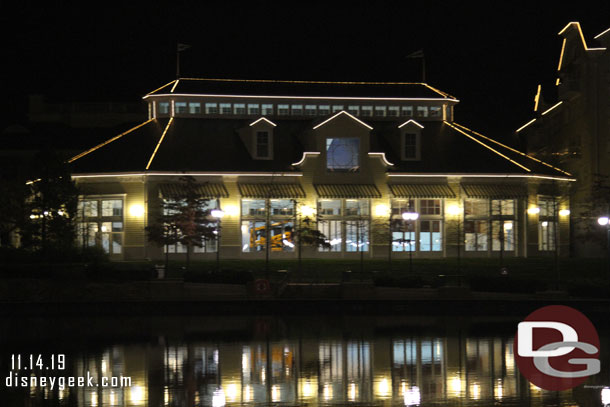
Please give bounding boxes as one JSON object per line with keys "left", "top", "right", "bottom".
{"left": 1, "top": 255, "right": 610, "bottom": 297}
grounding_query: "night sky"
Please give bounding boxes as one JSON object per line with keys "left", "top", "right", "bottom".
{"left": 3, "top": 3, "right": 609, "bottom": 140}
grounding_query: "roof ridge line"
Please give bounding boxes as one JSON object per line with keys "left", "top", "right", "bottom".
{"left": 68, "top": 119, "right": 156, "bottom": 163}
{"left": 146, "top": 117, "right": 174, "bottom": 170}
{"left": 444, "top": 121, "right": 531, "bottom": 173}
{"left": 452, "top": 122, "right": 572, "bottom": 176}
{"left": 147, "top": 80, "right": 177, "bottom": 96}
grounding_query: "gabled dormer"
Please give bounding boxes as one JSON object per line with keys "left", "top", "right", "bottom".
{"left": 312, "top": 111, "right": 372, "bottom": 173}
{"left": 239, "top": 117, "right": 276, "bottom": 160}
{"left": 397, "top": 119, "right": 424, "bottom": 161}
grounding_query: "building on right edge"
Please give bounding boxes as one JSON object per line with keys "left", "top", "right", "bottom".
{"left": 516, "top": 22, "right": 610, "bottom": 257}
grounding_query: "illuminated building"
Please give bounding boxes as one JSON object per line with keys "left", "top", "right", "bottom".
{"left": 516, "top": 22, "right": 610, "bottom": 256}
{"left": 70, "top": 78, "right": 572, "bottom": 260}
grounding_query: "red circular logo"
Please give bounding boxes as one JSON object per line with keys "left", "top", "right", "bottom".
{"left": 514, "top": 305, "right": 600, "bottom": 391}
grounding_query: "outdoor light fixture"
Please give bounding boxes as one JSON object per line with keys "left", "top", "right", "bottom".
{"left": 402, "top": 211, "right": 419, "bottom": 221}
{"left": 541, "top": 221, "right": 548, "bottom": 227}
{"left": 129, "top": 204, "right": 145, "bottom": 217}
{"left": 300, "top": 205, "right": 315, "bottom": 217}
{"left": 559, "top": 209, "right": 570, "bottom": 216}
{"left": 598, "top": 217, "right": 609, "bottom": 226}
{"left": 211, "top": 209, "right": 225, "bottom": 219}
{"left": 527, "top": 207, "right": 540, "bottom": 215}
{"left": 503, "top": 222, "right": 513, "bottom": 230}
{"left": 374, "top": 204, "right": 390, "bottom": 217}
{"left": 223, "top": 205, "right": 239, "bottom": 216}
{"left": 447, "top": 205, "right": 460, "bottom": 216}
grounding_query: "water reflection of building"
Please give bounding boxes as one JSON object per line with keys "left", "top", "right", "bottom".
{"left": 35, "top": 332, "right": 592, "bottom": 406}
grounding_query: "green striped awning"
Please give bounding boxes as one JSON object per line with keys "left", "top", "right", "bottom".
{"left": 159, "top": 182, "right": 229, "bottom": 198}
{"left": 389, "top": 184, "right": 456, "bottom": 198}
{"left": 314, "top": 184, "right": 382, "bottom": 198}
{"left": 462, "top": 183, "right": 527, "bottom": 198}
{"left": 238, "top": 183, "right": 306, "bottom": 198}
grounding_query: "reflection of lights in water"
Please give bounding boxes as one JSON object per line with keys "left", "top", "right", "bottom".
{"left": 348, "top": 383, "right": 358, "bottom": 401}
{"left": 376, "top": 377, "right": 391, "bottom": 398}
{"left": 213, "top": 350, "right": 219, "bottom": 364}
{"left": 529, "top": 382, "right": 542, "bottom": 392}
{"left": 271, "top": 385, "right": 281, "bottom": 402}
{"left": 58, "top": 389, "right": 65, "bottom": 400}
{"left": 282, "top": 239, "right": 294, "bottom": 247}
{"left": 101, "top": 360, "right": 107, "bottom": 373}
{"left": 242, "top": 352, "right": 249, "bottom": 370}
{"left": 164, "top": 387, "right": 169, "bottom": 405}
{"left": 471, "top": 383, "right": 480, "bottom": 400}
{"left": 110, "top": 390, "right": 117, "bottom": 405}
{"left": 300, "top": 379, "right": 316, "bottom": 399}
{"left": 242, "top": 244, "right": 249, "bottom": 251}
{"left": 261, "top": 368, "right": 266, "bottom": 383}
{"left": 495, "top": 380, "right": 503, "bottom": 400}
{"left": 323, "top": 384, "right": 333, "bottom": 400}
{"left": 243, "top": 385, "right": 253, "bottom": 402}
{"left": 130, "top": 385, "right": 145, "bottom": 405}
{"left": 601, "top": 387, "right": 610, "bottom": 405}
{"left": 91, "top": 392, "right": 98, "bottom": 406}
{"left": 404, "top": 386, "right": 420, "bottom": 406}
{"left": 225, "top": 383, "right": 239, "bottom": 403}
{"left": 212, "top": 388, "right": 226, "bottom": 407}
{"left": 450, "top": 375, "right": 462, "bottom": 395}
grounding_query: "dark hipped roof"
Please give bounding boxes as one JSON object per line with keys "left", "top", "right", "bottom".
{"left": 147, "top": 78, "right": 457, "bottom": 100}
{"left": 69, "top": 116, "right": 570, "bottom": 178}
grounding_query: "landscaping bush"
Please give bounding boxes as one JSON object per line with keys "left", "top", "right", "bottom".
{"left": 184, "top": 269, "right": 254, "bottom": 285}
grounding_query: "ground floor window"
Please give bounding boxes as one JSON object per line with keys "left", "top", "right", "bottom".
{"left": 77, "top": 198, "right": 124, "bottom": 255}
{"left": 241, "top": 198, "right": 295, "bottom": 253}
{"left": 391, "top": 199, "right": 442, "bottom": 252}
{"left": 317, "top": 199, "right": 370, "bottom": 252}
{"left": 464, "top": 220, "right": 488, "bottom": 251}
{"left": 491, "top": 220, "right": 515, "bottom": 251}
{"left": 464, "top": 199, "right": 517, "bottom": 252}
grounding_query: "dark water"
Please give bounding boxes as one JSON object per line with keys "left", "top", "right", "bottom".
{"left": 1, "top": 312, "right": 609, "bottom": 406}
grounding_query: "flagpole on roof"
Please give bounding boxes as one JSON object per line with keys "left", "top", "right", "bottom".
{"left": 406, "top": 49, "right": 426, "bottom": 83}
{"left": 176, "top": 43, "right": 191, "bottom": 78}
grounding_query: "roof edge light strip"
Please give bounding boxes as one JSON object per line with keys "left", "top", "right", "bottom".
{"left": 557, "top": 22, "right": 606, "bottom": 51}
{"left": 249, "top": 117, "right": 277, "bottom": 127}
{"left": 291, "top": 152, "right": 321, "bottom": 166}
{"left": 387, "top": 173, "right": 575, "bottom": 181}
{"left": 68, "top": 119, "right": 155, "bottom": 163}
{"left": 145, "top": 117, "right": 174, "bottom": 170}
{"left": 453, "top": 122, "right": 572, "bottom": 176}
{"left": 557, "top": 38, "right": 567, "bottom": 71}
{"left": 170, "top": 79, "right": 180, "bottom": 93}
{"left": 368, "top": 152, "right": 394, "bottom": 166}
{"left": 516, "top": 118, "right": 537, "bottom": 133}
{"left": 143, "top": 93, "right": 458, "bottom": 102}
{"left": 444, "top": 121, "right": 531, "bottom": 172}
{"left": 594, "top": 27, "right": 610, "bottom": 39}
{"left": 541, "top": 101, "right": 563, "bottom": 116}
{"left": 147, "top": 80, "right": 178, "bottom": 96}
{"left": 313, "top": 111, "right": 373, "bottom": 130}
{"left": 73, "top": 171, "right": 304, "bottom": 178}
{"left": 398, "top": 119, "right": 424, "bottom": 129}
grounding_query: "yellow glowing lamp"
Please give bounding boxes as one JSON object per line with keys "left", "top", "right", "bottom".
{"left": 374, "top": 204, "right": 390, "bottom": 217}
{"left": 446, "top": 205, "right": 460, "bottom": 216}
{"left": 129, "top": 204, "right": 145, "bottom": 217}
{"left": 527, "top": 207, "right": 540, "bottom": 215}
{"left": 559, "top": 209, "right": 570, "bottom": 216}
{"left": 300, "top": 205, "right": 316, "bottom": 218}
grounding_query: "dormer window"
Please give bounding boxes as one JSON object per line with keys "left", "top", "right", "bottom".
{"left": 326, "top": 138, "right": 360, "bottom": 172}
{"left": 159, "top": 102, "right": 170, "bottom": 114}
{"left": 398, "top": 119, "right": 423, "bottom": 161}
{"left": 256, "top": 131, "right": 270, "bottom": 158}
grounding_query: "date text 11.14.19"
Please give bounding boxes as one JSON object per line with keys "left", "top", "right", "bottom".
{"left": 11, "top": 354, "right": 65, "bottom": 371}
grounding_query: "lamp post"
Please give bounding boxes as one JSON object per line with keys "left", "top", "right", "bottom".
{"left": 211, "top": 209, "right": 225, "bottom": 272}
{"left": 598, "top": 216, "right": 610, "bottom": 279}
{"left": 402, "top": 211, "right": 419, "bottom": 272}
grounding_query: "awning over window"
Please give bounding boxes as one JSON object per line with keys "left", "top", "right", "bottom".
{"left": 389, "top": 184, "right": 456, "bottom": 198}
{"left": 462, "top": 183, "right": 527, "bottom": 198}
{"left": 314, "top": 184, "right": 381, "bottom": 198}
{"left": 238, "top": 183, "right": 306, "bottom": 198}
{"left": 159, "top": 183, "right": 229, "bottom": 198}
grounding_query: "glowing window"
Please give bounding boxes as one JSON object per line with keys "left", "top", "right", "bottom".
{"left": 347, "top": 106, "right": 360, "bottom": 116}
{"left": 291, "top": 104, "right": 303, "bottom": 115}
{"left": 305, "top": 105, "right": 317, "bottom": 116}
{"left": 205, "top": 103, "right": 218, "bottom": 114}
{"left": 400, "top": 106, "right": 413, "bottom": 117}
{"left": 326, "top": 138, "right": 360, "bottom": 171}
{"left": 247, "top": 104, "right": 260, "bottom": 115}
{"left": 319, "top": 105, "right": 330, "bottom": 115}
{"left": 175, "top": 102, "right": 187, "bottom": 114}
{"left": 188, "top": 102, "right": 201, "bottom": 114}
{"left": 220, "top": 103, "right": 232, "bottom": 114}
{"left": 278, "top": 104, "right": 289, "bottom": 115}
{"left": 332, "top": 105, "right": 344, "bottom": 113}
{"left": 416, "top": 106, "right": 429, "bottom": 118}
{"left": 361, "top": 106, "right": 373, "bottom": 117}
{"left": 388, "top": 106, "right": 399, "bottom": 117}
{"left": 234, "top": 103, "right": 246, "bottom": 114}
{"left": 374, "top": 106, "right": 386, "bottom": 117}
{"left": 262, "top": 104, "right": 274, "bottom": 115}
{"left": 159, "top": 102, "right": 170, "bottom": 114}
